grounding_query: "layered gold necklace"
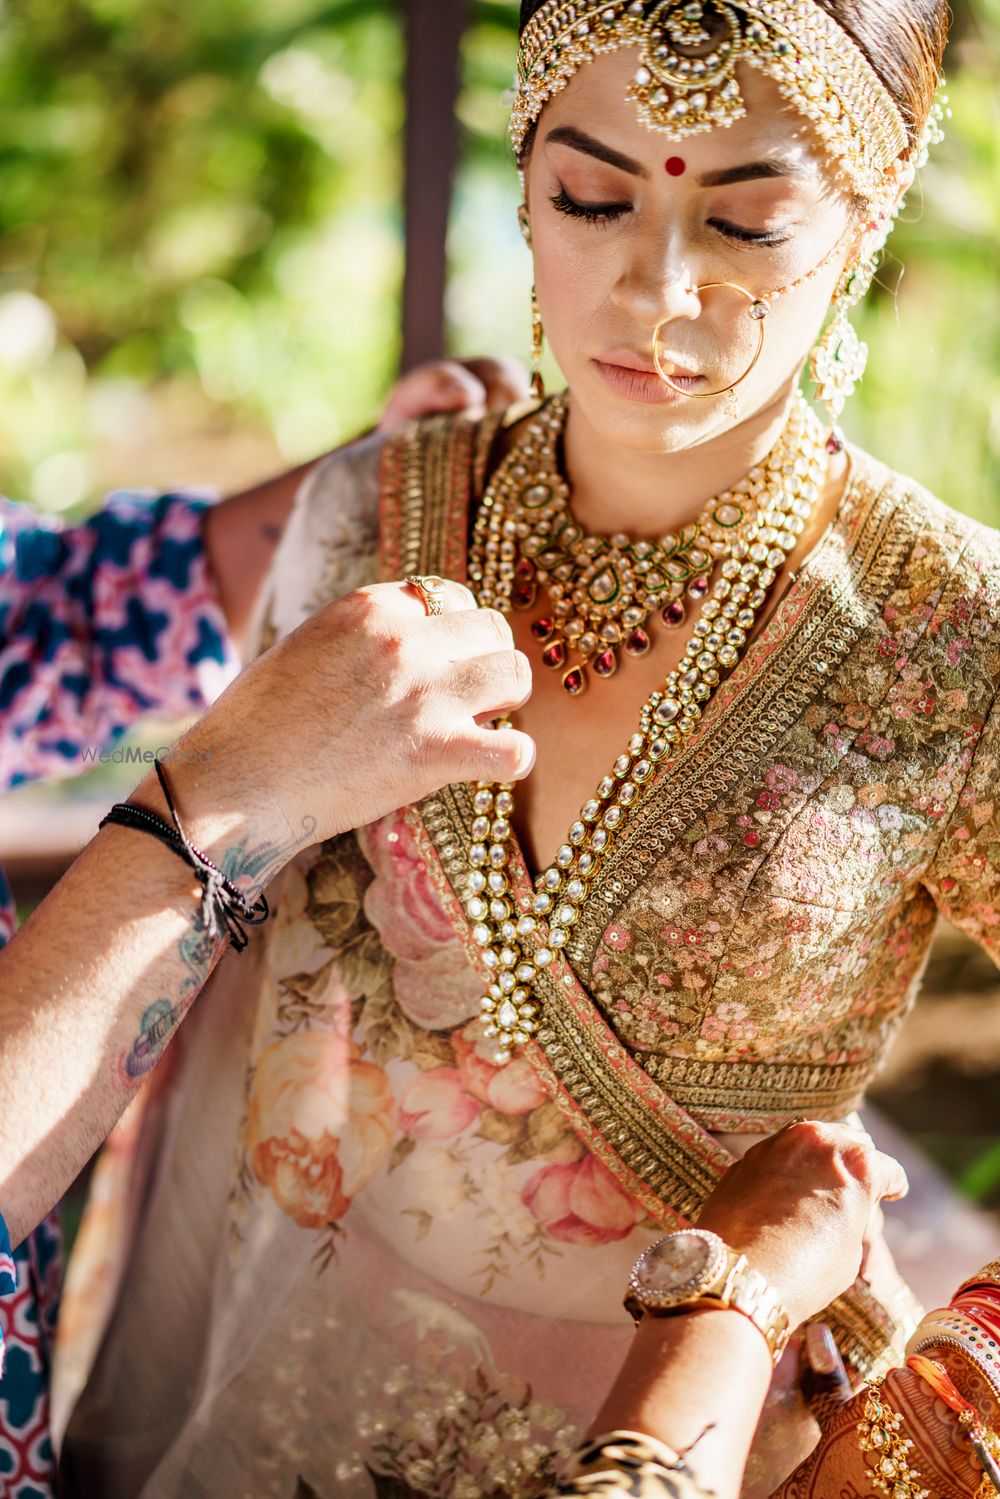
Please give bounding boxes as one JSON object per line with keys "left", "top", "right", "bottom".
{"left": 470, "top": 393, "right": 765, "bottom": 696}
{"left": 465, "top": 392, "right": 827, "bottom": 1054}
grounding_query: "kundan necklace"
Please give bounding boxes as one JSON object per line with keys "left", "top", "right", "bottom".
{"left": 465, "top": 391, "right": 828, "bottom": 1055}
{"left": 471, "top": 394, "right": 782, "bottom": 697}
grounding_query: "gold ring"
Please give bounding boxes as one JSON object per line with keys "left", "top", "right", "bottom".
{"left": 404, "top": 574, "right": 447, "bottom": 616}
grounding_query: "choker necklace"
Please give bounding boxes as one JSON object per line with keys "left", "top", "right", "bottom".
{"left": 470, "top": 395, "right": 802, "bottom": 697}
{"left": 465, "top": 391, "right": 828, "bottom": 1055}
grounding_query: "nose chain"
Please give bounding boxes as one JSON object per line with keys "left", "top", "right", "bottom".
{"left": 464, "top": 391, "right": 827, "bottom": 1056}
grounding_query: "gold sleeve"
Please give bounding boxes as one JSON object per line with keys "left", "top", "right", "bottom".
{"left": 923, "top": 687, "right": 1000, "bottom": 963}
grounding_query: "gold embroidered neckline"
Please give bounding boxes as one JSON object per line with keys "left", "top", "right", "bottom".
{"left": 487, "top": 445, "right": 871, "bottom": 906}
{"left": 466, "top": 396, "right": 833, "bottom": 1051}
{"left": 385, "top": 420, "right": 915, "bottom": 1377}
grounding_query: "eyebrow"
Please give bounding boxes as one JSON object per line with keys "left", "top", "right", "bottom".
{"left": 696, "top": 160, "right": 809, "bottom": 187}
{"left": 543, "top": 125, "right": 809, "bottom": 189}
{"left": 544, "top": 125, "right": 648, "bottom": 178}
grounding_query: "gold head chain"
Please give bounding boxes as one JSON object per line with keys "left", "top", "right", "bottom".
{"left": 511, "top": 0, "right": 910, "bottom": 213}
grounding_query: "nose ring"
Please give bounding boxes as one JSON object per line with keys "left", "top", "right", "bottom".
{"left": 652, "top": 282, "right": 770, "bottom": 399}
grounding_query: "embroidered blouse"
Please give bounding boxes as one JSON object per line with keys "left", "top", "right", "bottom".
{"left": 0, "top": 488, "right": 237, "bottom": 1499}
{"left": 56, "top": 412, "right": 1000, "bottom": 1499}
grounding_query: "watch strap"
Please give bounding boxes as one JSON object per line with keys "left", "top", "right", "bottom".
{"left": 625, "top": 1237, "right": 791, "bottom": 1365}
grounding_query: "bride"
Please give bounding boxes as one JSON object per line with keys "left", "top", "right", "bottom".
{"left": 57, "top": 2, "right": 991, "bottom": 1496}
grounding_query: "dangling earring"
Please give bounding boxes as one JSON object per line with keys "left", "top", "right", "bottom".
{"left": 518, "top": 205, "right": 545, "bottom": 402}
{"left": 810, "top": 248, "right": 878, "bottom": 454}
{"left": 530, "top": 284, "right": 545, "bottom": 401}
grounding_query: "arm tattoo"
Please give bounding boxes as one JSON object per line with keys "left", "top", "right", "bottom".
{"left": 215, "top": 817, "right": 317, "bottom": 897}
{"left": 117, "top": 816, "right": 316, "bottom": 1088}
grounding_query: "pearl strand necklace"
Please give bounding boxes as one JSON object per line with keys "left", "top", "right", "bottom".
{"left": 465, "top": 392, "right": 827, "bottom": 1056}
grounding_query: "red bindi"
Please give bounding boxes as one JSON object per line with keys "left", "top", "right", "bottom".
{"left": 664, "top": 156, "right": 687, "bottom": 177}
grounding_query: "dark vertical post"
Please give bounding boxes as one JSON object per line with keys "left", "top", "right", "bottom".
{"left": 400, "top": 0, "right": 469, "bottom": 369}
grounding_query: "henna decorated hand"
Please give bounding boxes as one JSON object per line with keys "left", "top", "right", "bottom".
{"left": 774, "top": 1362, "right": 989, "bottom": 1497}
{"left": 772, "top": 1316, "right": 1000, "bottom": 1498}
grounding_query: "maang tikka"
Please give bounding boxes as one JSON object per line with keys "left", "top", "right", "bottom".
{"left": 512, "top": 3, "right": 947, "bottom": 451}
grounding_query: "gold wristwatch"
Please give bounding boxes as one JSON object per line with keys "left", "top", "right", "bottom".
{"left": 624, "top": 1228, "right": 791, "bottom": 1365}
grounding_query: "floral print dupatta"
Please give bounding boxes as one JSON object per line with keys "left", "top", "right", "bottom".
{"left": 57, "top": 412, "right": 917, "bottom": 1499}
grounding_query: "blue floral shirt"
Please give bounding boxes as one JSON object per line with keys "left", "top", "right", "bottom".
{"left": 0, "top": 490, "right": 238, "bottom": 1496}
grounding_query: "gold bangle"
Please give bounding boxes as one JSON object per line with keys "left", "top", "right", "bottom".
{"left": 856, "top": 1376, "right": 930, "bottom": 1499}
{"left": 907, "top": 1317, "right": 1000, "bottom": 1402}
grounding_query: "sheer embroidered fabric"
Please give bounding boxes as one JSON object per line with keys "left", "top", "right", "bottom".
{"left": 56, "top": 413, "right": 1000, "bottom": 1499}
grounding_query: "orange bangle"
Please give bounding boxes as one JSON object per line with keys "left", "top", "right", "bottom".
{"left": 906, "top": 1355, "right": 1000, "bottom": 1494}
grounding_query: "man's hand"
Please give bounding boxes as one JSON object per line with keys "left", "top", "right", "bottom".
{"left": 162, "top": 577, "right": 535, "bottom": 875}
{"left": 379, "top": 357, "right": 530, "bottom": 431}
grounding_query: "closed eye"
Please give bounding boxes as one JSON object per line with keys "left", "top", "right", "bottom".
{"left": 708, "top": 217, "right": 793, "bottom": 247}
{"left": 549, "top": 185, "right": 631, "bottom": 226}
{"left": 550, "top": 184, "right": 793, "bottom": 246}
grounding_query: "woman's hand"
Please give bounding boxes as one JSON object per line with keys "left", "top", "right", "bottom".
{"left": 157, "top": 578, "right": 534, "bottom": 872}
{"left": 696, "top": 1121, "right": 908, "bottom": 1332}
{"left": 378, "top": 357, "right": 531, "bottom": 431}
{"left": 775, "top": 1362, "right": 989, "bottom": 1497}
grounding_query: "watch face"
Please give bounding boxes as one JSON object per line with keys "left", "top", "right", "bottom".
{"left": 630, "top": 1230, "right": 726, "bottom": 1309}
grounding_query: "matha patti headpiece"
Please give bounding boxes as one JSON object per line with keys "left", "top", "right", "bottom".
{"left": 512, "top": 0, "right": 910, "bottom": 211}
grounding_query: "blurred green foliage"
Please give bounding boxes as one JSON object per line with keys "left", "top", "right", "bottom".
{"left": 0, "top": 0, "right": 404, "bottom": 501}
{"left": 0, "top": 0, "right": 997, "bottom": 521}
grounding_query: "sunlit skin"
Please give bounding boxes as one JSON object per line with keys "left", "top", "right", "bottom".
{"left": 501, "top": 49, "right": 911, "bottom": 1185}
{"left": 527, "top": 51, "right": 869, "bottom": 502}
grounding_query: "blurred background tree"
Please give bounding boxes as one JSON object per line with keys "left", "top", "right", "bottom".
{"left": 0, "top": 0, "right": 406, "bottom": 501}
{"left": 0, "top": 0, "right": 996, "bottom": 515}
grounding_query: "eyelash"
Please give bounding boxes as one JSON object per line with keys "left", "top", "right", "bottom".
{"left": 710, "top": 219, "right": 792, "bottom": 247}
{"left": 548, "top": 186, "right": 793, "bottom": 247}
{"left": 549, "top": 186, "right": 627, "bottom": 227}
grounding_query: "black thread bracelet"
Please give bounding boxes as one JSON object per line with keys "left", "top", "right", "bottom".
{"left": 99, "top": 759, "right": 269, "bottom": 953}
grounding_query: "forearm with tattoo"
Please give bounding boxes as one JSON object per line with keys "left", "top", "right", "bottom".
{"left": 115, "top": 819, "right": 313, "bottom": 1090}
{"left": 0, "top": 801, "right": 312, "bottom": 1245}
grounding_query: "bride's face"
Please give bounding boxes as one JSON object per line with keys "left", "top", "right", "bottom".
{"left": 523, "top": 47, "right": 861, "bottom": 452}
